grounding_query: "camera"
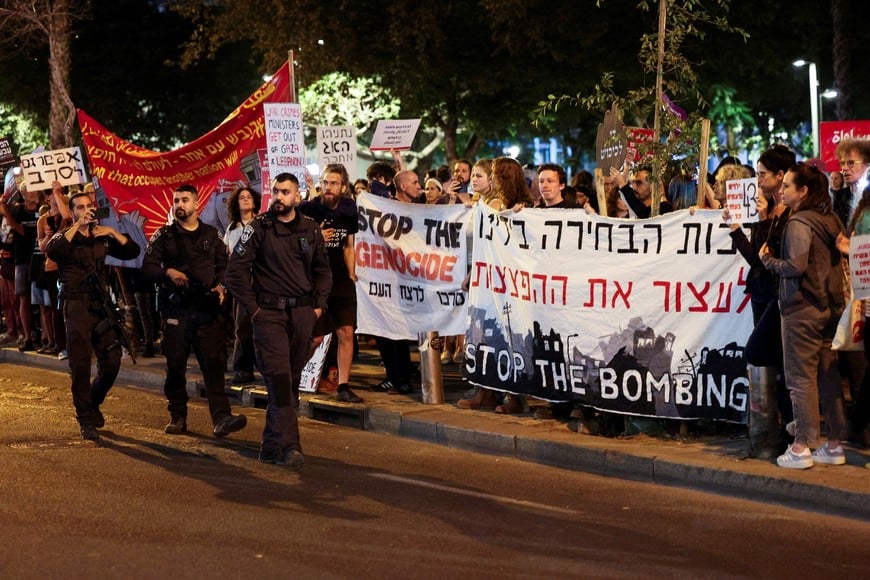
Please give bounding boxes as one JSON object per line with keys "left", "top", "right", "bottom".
{"left": 92, "top": 207, "right": 110, "bottom": 220}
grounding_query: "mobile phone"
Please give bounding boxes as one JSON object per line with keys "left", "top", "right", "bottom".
{"left": 93, "top": 207, "right": 110, "bottom": 220}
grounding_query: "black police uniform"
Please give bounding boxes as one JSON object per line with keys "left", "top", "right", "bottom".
{"left": 45, "top": 226, "right": 140, "bottom": 432}
{"left": 141, "top": 219, "right": 235, "bottom": 428}
{"left": 224, "top": 210, "right": 331, "bottom": 463}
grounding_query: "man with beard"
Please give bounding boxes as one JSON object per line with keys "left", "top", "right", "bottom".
{"left": 225, "top": 173, "right": 331, "bottom": 470}
{"left": 299, "top": 164, "right": 363, "bottom": 403}
{"left": 142, "top": 184, "right": 248, "bottom": 438}
{"left": 45, "top": 190, "right": 140, "bottom": 440}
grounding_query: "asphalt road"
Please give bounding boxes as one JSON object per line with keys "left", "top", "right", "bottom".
{"left": 0, "top": 364, "right": 867, "bottom": 579}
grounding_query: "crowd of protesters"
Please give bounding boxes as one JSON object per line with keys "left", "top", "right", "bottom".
{"left": 2, "top": 139, "right": 870, "bottom": 471}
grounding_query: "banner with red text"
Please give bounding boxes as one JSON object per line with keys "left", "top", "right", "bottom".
{"left": 355, "top": 193, "right": 471, "bottom": 340}
{"left": 463, "top": 205, "right": 753, "bottom": 423}
{"left": 820, "top": 120, "right": 870, "bottom": 173}
{"left": 77, "top": 62, "right": 291, "bottom": 239}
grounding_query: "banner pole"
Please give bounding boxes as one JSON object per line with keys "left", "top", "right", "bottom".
{"left": 696, "top": 118, "right": 711, "bottom": 207}
{"left": 288, "top": 50, "right": 297, "bottom": 102}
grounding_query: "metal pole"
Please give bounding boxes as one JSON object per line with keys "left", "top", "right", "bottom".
{"left": 418, "top": 331, "right": 444, "bottom": 404}
{"left": 809, "top": 62, "right": 819, "bottom": 157}
{"left": 747, "top": 364, "right": 781, "bottom": 458}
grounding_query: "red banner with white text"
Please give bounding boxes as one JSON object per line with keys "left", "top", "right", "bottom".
{"left": 77, "top": 62, "right": 290, "bottom": 238}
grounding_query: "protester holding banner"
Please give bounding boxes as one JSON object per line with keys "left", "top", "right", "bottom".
{"left": 666, "top": 173, "right": 698, "bottom": 210}
{"left": 299, "top": 163, "right": 364, "bottom": 404}
{"left": 224, "top": 185, "right": 262, "bottom": 385}
{"left": 459, "top": 157, "right": 533, "bottom": 414}
{"left": 610, "top": 165, "right": 673, "bottom": 218}
{"left": 536, "top": 163, "right": 581, "bottom": 209}
{"left": 725, "top": 145, "right": 796, "bottom": 452}
{"left": 45, "top": 191, "right": 140, "bottom": 440}
{"left": 366, "top": 161, "right": 397, "bottom": 199}
{"left": 760, "top": 163, "right": 847, "bottom": 469}
{"left": 225, "top": 172, "right": 331, "bottom": 470}
{"left": 369, "top": 169, "right": 426, "bottom": 395}
{"left": 0, "top": 183, "right": 39, "bottom": 351}
{"left": 141, "top": 184, "right": 248, "bottom": 439}
{"left": 468, "top": 158, "right": 494, "bottom": 205}
{"left": 448, "top": 159, "right": 472, "bottom": 200}
{"left": 836, "top": 180, "right": 870, "bottom": 448}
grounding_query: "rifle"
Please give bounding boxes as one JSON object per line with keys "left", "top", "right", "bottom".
{"left": 91, "top": 274, "right": 138, "bottom": 364}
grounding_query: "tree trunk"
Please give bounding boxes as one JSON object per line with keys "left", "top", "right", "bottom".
{"left": 48, "top": 1, "right": 76, "bottom": 148}
{"left": 831, "top": 0, "right": 851, "bottom": 120}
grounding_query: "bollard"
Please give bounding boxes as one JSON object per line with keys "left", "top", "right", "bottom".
{"left": 418, "top": 331, "right": 444, "bottom": 404}
{"left": 747, "top": 364, "right": 781, "bottom": 458}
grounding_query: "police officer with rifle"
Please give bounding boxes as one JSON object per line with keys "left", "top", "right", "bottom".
{"left": 142, "top": 184, "right": 247, "bottom": 438}
{"left": 46, "top": 191, "right": 140, "bottom": 440}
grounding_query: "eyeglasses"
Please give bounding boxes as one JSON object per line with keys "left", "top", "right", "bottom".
{"left": 272, "top": 187, "right": 295, "bottom": 195}
{"left": 839, "top": 159, "right": 865, "bottom": 169}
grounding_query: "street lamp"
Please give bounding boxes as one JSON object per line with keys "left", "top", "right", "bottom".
{"left": 820, "top": 88, "right": 838, "bottom": 122}
{"left": 793, "top": 59, "right": 819, "bottom": 157}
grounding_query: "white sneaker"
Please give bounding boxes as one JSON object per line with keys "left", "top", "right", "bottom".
{"left": 57, "top": 349, "right": 68, "bottom": 361}
{"left": 776, "top": 445, "right": 813, "bottom": 469}
{"left": 811, "top": 443, "right": 846, "bottom": 465}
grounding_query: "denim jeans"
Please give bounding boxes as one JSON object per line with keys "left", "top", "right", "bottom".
{"left": 781, "top": 304, "right": 846, "bottom": 447}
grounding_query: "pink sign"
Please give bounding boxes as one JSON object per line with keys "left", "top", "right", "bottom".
{"left": 820, "top": 121, "right": 870, "bottom": 172}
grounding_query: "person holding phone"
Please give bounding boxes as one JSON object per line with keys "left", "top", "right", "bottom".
{"left": 45, "top": 191, "right": 140, "bottom": 440}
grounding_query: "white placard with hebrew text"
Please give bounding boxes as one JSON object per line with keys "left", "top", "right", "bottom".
{"left": 369, "top": 119, "right": 421, "bottom": 151}
{"left": 725, "top": 178, "right": 759, "bottom": 223}
{"left": 20, "top": 147, "right": 87, "bottom": 190}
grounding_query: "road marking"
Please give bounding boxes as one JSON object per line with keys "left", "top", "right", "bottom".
{"left": 368, "top": 473, "right": 583, "bottom": 516}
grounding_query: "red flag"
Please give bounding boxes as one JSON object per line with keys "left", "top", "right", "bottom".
{"left": 77, "top": 62, "right": 291, "bottom": 238}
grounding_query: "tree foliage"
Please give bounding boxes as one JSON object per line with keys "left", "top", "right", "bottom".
{"left": 0, "top": 0, "right": 89, "bottom": 147}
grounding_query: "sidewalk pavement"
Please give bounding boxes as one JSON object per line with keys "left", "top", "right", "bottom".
{"left": 2, "top": 343, "right": 868, "bottom": 521}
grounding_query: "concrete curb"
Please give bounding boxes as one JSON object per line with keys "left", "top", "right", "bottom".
{"left": 3, "top": 347, "right": 869, "bottom": 521}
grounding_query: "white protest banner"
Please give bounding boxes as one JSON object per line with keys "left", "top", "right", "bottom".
{"left": 725, "top": 178, "right": 759, "bottom": 223}
{"left": 263, "top": 102, "right": 306, "bottom": 187}
{"left": 369, "top": 119, "right": 421, "bottom": 151}
{"left": 849, "top": 234, "right": 870, "bottom": 300}
{"left": 20, "top": 146, "right": 87, "bottom": 190}
{"left": 316, "top": 126, "right": 356, "bottom": 170}
{"left": 355, "top": 192, "right": 471, "bottom": 340}
{"left": 463, "top": 204, "right": 754, "bottom": 423}
{"left": 299, "top": 333, "right": 332, "bottom": 393}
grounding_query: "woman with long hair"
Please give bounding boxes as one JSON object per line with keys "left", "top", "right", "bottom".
{"left": 760, "top": 163, "right": 847, "bottom": 469}
{"left": 225, "top": 185, "right": 261, "bottom": 384}
{"left": 458, "top": 157, "right": 532, "bottom": 414}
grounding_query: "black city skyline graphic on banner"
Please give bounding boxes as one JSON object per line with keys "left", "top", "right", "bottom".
{"left": 463, "top": 305, "right": 748, "bottom": 423}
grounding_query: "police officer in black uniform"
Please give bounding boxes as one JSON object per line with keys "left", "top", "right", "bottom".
{"left": 45, "top": 191, "right": 140, "bottom": 440}
{"left": 225, "top": 173, "right": 331, "bottom": 471}
{"left": 141, "top": 184, "right": 247, "bottom": 438}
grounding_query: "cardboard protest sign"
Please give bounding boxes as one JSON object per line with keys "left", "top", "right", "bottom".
{"left": 0, "top": 137, "right": 16, "bottom": 174}
{"left": 595, "top": 103, "right": 627, "bottom": 173}
{"left": 724, "top": 178, "right": 760, "bottom": 223}
{"left": 849, "top": 234, "right": 870, "bottom": 300}
{"left": 626, "top": 127, "right": 655, "bottom": 164}
{"left": 369, "top": 119, "right": 421, "bottom": 151}
{"left": 299, "top": 333, "right": 332, "bottom": 393}
{"left": 20, "top": 146, "right": 87, "bottom": 190}
{"left": 264, "top": 102, "right": 306, "bottom": 188}
{"left": 316, "top": 126, "right": 356, "bottom": 170}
